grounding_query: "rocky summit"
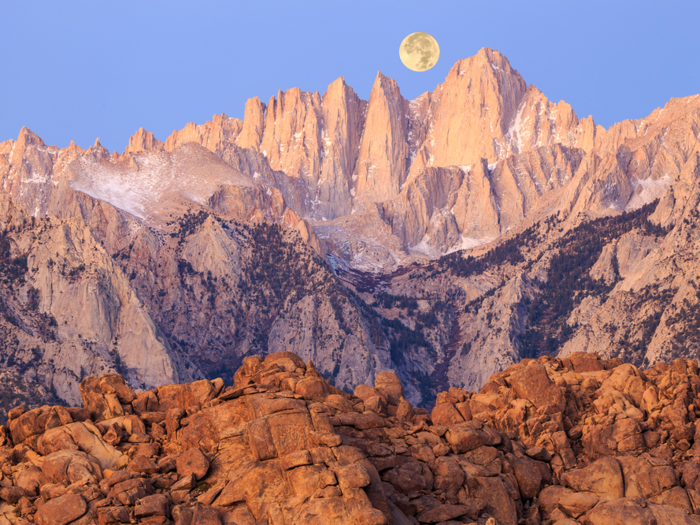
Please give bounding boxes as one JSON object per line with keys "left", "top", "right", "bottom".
{"left": 2, "top": 46, "right": 700, "bottom": 416}
{"left": 2, "top": 350, "right": 700, "bottom": 525}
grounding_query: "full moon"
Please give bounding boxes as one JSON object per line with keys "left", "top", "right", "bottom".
{"left": 399, "top": 32, "right": 440, "bottom": 72}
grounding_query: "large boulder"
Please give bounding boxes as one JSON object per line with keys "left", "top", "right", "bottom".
{"left": 618, "top": 456, "right": 679, "bottom": 499}
{"left": 585, "top": 498, "right": 656, "bottom": 525}
{"left": 445, "top": 422, "right": 486, "bottom": 454}
{"left": 14, "top": 466, "right": 46, "bottom": 497}
{"left": 41, "top": 449, "right": 102, "bottom": 485}
{"left": 431, "top": 456, "right": 465, "bottom": 495}
{"left": 507, "top": 453, "right": 544, "bottom": 499}
{"left": 382, "top": 459, "right": 433, "bottom": 495}
{"left": 34, "top": 493, "right": 87, "bottom": 525}
{"left": 38, "top": 421, "right": 122, "bottom": 470}
{"left": 8, "top": 406, "right": 72, "bottom": 444}
{"left": 157, "top": 379, "right": 222, "bottom": 411}
{"left": 467, "top": 475, "right": 518, "bottom": 525}
{"left": 507, "top": 362, "right": 565, "bottom": 412}
{"left": 561, "top": 457, "right": 624, "bottom": 500}
{"left": 176, "top": 447, "right": 210, "bottom": 481}
{"left": 374, "top": 372, "right": 404, "bottom": 405}
{"left": 431, "top": 403, "right": 465, "bottom": 428}
{"left": 79, "top": 374, "right": 136, "bottom": 421}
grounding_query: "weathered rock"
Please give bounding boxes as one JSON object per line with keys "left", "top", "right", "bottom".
{"left": 585, "top": 498, "right": 656, "bottom": 525}
{"left": 6, "top": 350, "right": 700, "bottom": 525}
{"left": 508, "top": 363, "right": 565, "bottom": 412}
{"left": 618, "top": 456, "right": 678, "bottom": 499}
{"left": 431, "top": 456, "right": 465, "bottom": 495}
{"left": 0, "top": 486, "right": 27, "bottom": 505}
{"left": 445, "top": 423, "right": 483, "bottom": 453}
{"left": 468, "top": 475, "right": 518, "bottom": 525}
{"left": 176, "top": 448, "right": 210, "bottom": 481}
{"left": 191, "top": 504, "right": 221, "bottom": 525}
{"left": 35, "top": 493, "right": 87, "bottom": 525}
{"left": 508, "top": 454, "right": 543, "bottom": 499}
{"left": 134, "top": 494, "right": 170, "bottom": 518}
{"left": 79, "top": 375, "right": 136, "bottom": 421}
{"left": 38, "top": 422, "right": 122, "bottom": 470}
{"left": 374, "top": 372, "right": 404, "bottom": 405}
{"left": 13, "top": 465, "right": 43, "bottom": 495}
{"left": 383, "top": 460, "right": 433, "bottom": 495}
{"left": 395, "top": 399, "right": 414, "bottom": 424}
{"left": 561, "top": 457, "right": 624, "bottom": 500}
{"left": 415, "top": 504, "right": 469, "bottom": 523}
{"left": 431, "top": 403, "right": 465, "bottom": 428}
{"left": 557, "top": 491, "right": 599, "bottom": 518}
{"left": 336, "top": 463, "right": 372, "bottom": 492}
{"left": 41, "top": 449, "right": 102, "bottom": 485}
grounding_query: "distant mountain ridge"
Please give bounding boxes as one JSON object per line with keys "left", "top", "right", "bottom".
{"left": 1, "top": 48, "right": 700, "bottom": 416}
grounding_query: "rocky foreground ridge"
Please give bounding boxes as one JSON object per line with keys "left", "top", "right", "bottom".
{"left": 3, "top": 351, "right": 700, "bottom": 524}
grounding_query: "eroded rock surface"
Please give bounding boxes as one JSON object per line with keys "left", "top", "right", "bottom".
{"left": 2, "top": 351, "right": 700, "bottom": 524}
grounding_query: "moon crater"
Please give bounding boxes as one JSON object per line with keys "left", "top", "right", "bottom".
{"left": 399, "top": 32, "right": 440, "bottom": 72}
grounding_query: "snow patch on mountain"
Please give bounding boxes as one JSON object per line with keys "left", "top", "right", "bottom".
{"left": 70, "top": 149, "right": 254, "bottom": 220}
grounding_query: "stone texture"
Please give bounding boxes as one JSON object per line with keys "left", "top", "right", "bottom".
{"left": 3, "top": 351, "right": 700, "bottom": 525}
{"left": 176, "top": 448, "right": 210, "bottom": 481}
{"left": 34, "top": 493, "right": 87, "bottom": 525}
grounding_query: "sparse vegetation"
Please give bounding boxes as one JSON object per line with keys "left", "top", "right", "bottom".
{"left": 437, "top": 224, "right": 539, "bottom": 278}
{"left": 520, "top": 200, "right": 670, "bottom": 359}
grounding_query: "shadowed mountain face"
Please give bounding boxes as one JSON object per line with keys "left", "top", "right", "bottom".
{"left": 1, "top": 48, "right": 700, "bottom": 414}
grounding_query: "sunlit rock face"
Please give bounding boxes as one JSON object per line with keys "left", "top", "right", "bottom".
{"left": 1, "top": 47, "right": 700, "bottom": 417}
{"left": 4, "top": 350, "right": 700, "bottom": 525}
{"left": 1, "top": 48, "right": 693, "bottom": 270}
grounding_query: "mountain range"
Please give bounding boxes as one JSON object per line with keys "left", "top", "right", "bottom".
{"left": 1, "top": 47, "right": 700, "bottom": 421}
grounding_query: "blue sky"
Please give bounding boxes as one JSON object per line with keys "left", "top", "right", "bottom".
{"left": 1, "top": 0, "right": 697, "bottom": 152}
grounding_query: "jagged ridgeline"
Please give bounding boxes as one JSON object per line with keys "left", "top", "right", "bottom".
{"left": 2, "top": 46, "right": 700, "bottom": 423}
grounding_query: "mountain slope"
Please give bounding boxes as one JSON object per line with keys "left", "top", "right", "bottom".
{"left": 1, "top": 48, "right": 700, "bottom": 413}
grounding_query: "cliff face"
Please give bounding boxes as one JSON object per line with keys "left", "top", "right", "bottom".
{"left": 0, "top": 195, "right": 181, "bottom": 407}
{"left": 0, "top": 191, "right": 418, "bottom": 411}
{"left": 353, "top": 73, "right": 410, "bottom": 205}
{"left": 1, "top": 49, "right": 700, "bottom": 418}
{"left": 2, "top": 47, "right": 680, "bottom": 271}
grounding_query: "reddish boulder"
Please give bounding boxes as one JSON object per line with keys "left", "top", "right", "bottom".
{"left": 295, "top": 376, "right": 331, "bottom": 400}
{"left": 416, "top": 504, "right": 470, "bottom": 523}
{"left": 14, "top": 466, "right": 46, "bottom": 497}
{"left": 566, "top": 352, "right": 605, "bottom": 373}
{"left": 431, "top": 403, "right": 465, "bottom": 428}
{"left": 176, "top": 447, "right": 210, "bottom": 481}
{"left": 445, "top": 423, "right": 483, "bottom": 454}
{"left": 35, "top": 493, "right": 87, "bottom": 525}
{"left": 134, "top": 494, "right": 170, "bottom": 518}
{"left": 0, "top": 486, "right": 27, "bottom": 505}
{"left": 508, "top": 363, "right": 565, "bottom": 412}
{"left": 374, "top": 372, "right": 404, "bottom": 405}
{"left": 562, "top": 457, "right": 624, "bottom": 500}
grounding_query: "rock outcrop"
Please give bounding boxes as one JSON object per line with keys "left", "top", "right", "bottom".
{"left": 3, "top": 351, "right": 700, "bottom": 525}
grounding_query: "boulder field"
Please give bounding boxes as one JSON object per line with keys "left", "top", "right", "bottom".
{"left": 2, "top": 350, "right": 700, "bottom": 524}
